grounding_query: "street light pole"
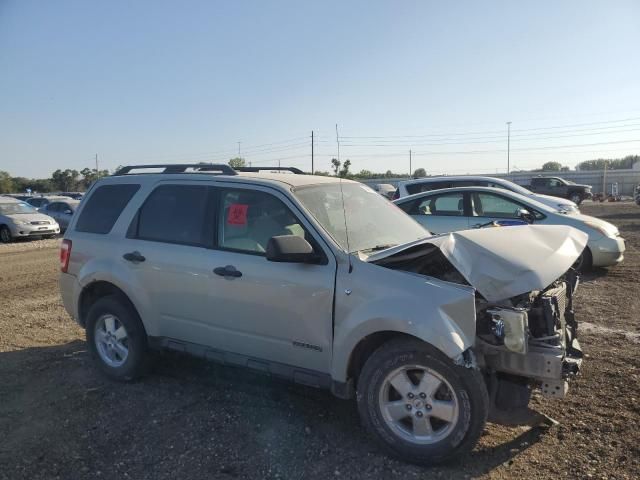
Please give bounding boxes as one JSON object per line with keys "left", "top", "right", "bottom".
{"left": 506, "top": 121, "right": 512, "bottom": 174}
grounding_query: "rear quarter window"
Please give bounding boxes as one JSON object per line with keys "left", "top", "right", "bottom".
{"left": 405, "top": 182, "right": 451, "bottom": 195}
{"left": 75, "top": 184, "right": 140, "bottom": 234}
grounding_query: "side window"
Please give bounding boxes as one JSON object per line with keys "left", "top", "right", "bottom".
{"left": 473, "top": 193, "right": 524, "bottom": 219}
{"left": 405, "top": 182, "right": 450, "bottom": 195}
{"left": 76, "top": 184, "right": 140, "bottom": 234}
{"left": 218, "top": 189, "right": 306, "bottom": 254}
{"left": 132, "top": 185, "right": 209, "bottom": 246}
{"left": 413, "top": 192, "right": 465, "bottom": 216}
{"left": 46, "top": 202, "right": 61, "bottom": 212}
{"left": 549, "top": 179, "right": 562, "bottom": 187}
{"left": 29, "top": 198, "right": 44, "bottom": 207}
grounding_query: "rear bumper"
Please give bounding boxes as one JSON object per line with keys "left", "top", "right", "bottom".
{"left": 59, "top": 272, "right": 81, "bottom": 325}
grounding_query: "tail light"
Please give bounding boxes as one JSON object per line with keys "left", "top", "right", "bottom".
{"left": 60, "top": 239, "right": 72, "bottom": 273}
{"left": 392, "top": 189, "right": 400, "bottom": 200}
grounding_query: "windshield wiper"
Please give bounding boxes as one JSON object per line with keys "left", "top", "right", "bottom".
{"left": 361, "top": 244, "right": 398, "bottom": 253}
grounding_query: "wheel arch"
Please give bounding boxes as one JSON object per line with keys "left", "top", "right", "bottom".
{"left": 346, "top": 331, "right": 423, "bottom": 389}
{"left": 78, "top": 281, "right": 141, "bottom": 329}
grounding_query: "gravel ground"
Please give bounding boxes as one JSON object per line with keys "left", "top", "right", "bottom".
{"left": 1, "top": 202, "right": 639, "bottom": 479}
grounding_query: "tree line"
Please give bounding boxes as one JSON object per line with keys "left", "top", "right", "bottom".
{"left": 2, "top": 153, "right": 637, "bottom": 195}
{"left": 0, "top": 168, "right": 109, "bottom": 194}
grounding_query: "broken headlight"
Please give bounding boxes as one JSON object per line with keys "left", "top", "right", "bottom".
{"left": 487, "top": 308, "right": 528, "bottom": 354}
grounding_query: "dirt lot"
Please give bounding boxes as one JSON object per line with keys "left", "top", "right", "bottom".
{"left": 1, "top": 202, "right": 639, "bottom": 480}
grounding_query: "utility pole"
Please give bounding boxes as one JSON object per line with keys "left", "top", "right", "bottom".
{"left": 311, "top": 130, "right": 314, "bottom": 174}
{"left": 95, "top": 154, "right": 99, "bottom": 177}
{"left": 409, "top": 150, "right": 412, "bottom": 178}
{"left": 506, "top": 121, "right": 512, "bottom": 174}
{"left": 237, "top": 141, "right": 241, "bottom": 157}
{"left": 335, "top": 124, "right": 340, "bottom": 162}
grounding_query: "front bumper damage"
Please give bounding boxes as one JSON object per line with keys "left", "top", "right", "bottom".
{"left": 475, "top": 270, "right": 583, "bottom": 399}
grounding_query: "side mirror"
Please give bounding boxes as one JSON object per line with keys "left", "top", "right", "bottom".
{"left": 64, "top": 209, "right": 73, "bottom": 215}
{"left": 266, "top": 235, "right": 315, "bottom": 263}
{"left": 517, "top": 208, "right": 535, "bottom": 224}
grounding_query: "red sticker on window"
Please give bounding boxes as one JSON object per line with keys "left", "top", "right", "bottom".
{"left": 227, "top": 203, "right": 249, "bottom": 225}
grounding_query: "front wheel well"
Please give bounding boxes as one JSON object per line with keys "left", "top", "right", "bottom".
{"left": 78, "top": 281, "right": 136, "bottom": 327}
{"left": 347, "top": 331, "right": 423, "bottom": 389}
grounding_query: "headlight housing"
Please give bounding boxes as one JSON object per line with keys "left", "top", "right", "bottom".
{"left": 488, "top": 308, "right": 528, "bottom": 354}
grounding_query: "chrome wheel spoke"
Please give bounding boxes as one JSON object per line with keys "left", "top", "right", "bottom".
{"left": 104, "top": 316, "right": 116, "bottom": 334}
{"left": 389, "top": 370, "right": 414, "bottom": 396}
{"left": 112, "top": 341, "right": 128, "bottom": 360}
{"left": 113, "top": 326, "right": 127, "bottom": 341}
{"left": 429, "top": 400, "right": 456, "bottom": 423}
{"left": 412, "top": 415, "right": 433, "bottom": 436}
{"left": 94, "top": 314, "right": 129, "bottom": 367}
{"left": 384, "top": 401, "right": 409, "bottom": 421}
{"left": 418, "top": 372, "right": 442, "bottom": 398}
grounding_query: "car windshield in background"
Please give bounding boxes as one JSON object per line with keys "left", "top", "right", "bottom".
{"left": 0, "top": 203, "right": 37, "bottom": 215}
{"left": 294, "top": 183, "right": 428, "bottom": 253}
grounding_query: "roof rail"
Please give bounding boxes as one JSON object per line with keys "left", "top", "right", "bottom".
{"left": 114, "top": 164, "right": 238, "bottom": 176}
{"left": 234, "top": 166, "right": 305, "bottom": 174}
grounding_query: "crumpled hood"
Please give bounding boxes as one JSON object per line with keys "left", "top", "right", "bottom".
{"left": 366, "top": 225, "right": 588, "bottom": 302}
{"left": 4, "top": 213, "right": 56, "bottom": 224}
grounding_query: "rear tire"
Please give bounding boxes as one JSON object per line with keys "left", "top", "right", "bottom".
{"left": 85, "top": 295, "right": 150, "bottom": 381}
{"left": 0, "top": 226, "right": 12, "bottom": 243}
{"left": 356, "top": 339, "right": 488, "bottom": 465}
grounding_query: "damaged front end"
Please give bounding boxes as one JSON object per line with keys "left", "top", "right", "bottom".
{"left": 475, "top": 269, "right": 583, "bottom": 400}
{"left": 367, "top": 225, "right": 588, "bottom": 421}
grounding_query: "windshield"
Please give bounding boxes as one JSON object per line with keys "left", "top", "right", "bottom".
{"left": 294, "top": 183, "right": 428, "bottom": 253}
{"left": 0, "top": 202, "right": 37, "bottom": 215}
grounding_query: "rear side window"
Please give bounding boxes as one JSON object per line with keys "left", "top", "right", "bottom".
{"left": 405, "top": 182, "right": 451, "bottom": 195}
{"left": 75, "top": 184, "right": 140, "bottom": 234}
{"left": 132, "top": 184, "right": 209, "bottom": 246}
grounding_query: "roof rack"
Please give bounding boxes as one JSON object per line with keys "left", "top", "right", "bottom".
{"left": 114, "top": 164, "right": 238, "bottom": 176}
{"left": 234, "top": 166, "right": 305, "bottom": 174}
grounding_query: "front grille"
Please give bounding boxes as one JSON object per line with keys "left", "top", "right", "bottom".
{"left": 30, "top": 221, "right": 48, "bottom": 225}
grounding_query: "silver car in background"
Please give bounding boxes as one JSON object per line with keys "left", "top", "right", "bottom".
{"left": 0, "top": 196, "right": 60, "bottom": 243}
{"left": 41, "top": 199, "right": 80, "bottom": 232}
{"left": 394, "top": 176, "right": 579, "bottom": 213}
{"left": 394, "top": 186, "right": 625, "bottom": 269}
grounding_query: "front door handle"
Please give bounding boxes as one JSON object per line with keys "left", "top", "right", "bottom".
{"left": 123, "top": 251, "right": 146, "bottom": 263}
{"left": 213, "top": 265, "right": 242, "bottom": 278}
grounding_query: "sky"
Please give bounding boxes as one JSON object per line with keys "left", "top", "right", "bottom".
{"left": 1, "top": 0, "right": 640, "bottom": 178}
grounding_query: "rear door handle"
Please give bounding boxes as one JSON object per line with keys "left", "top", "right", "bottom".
{"left": 213, "top": 265, "right": 242, "bottom": 278}
{"left": 123, "top": 251, "right": 146, "bottom": 263}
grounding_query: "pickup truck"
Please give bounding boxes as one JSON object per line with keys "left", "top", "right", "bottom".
{"left": 527, "top": 176, "right": 592, "bottom": 205}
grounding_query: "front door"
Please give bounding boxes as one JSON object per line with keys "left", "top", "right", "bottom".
{"left": 469, "top": 191, "right": 535, "bottom": 227}
{"left": 203, "top": 185, "right": 336, "bottom": 373}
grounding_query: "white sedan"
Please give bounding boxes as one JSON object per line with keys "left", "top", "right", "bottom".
{"left": 394, "top": 186, "right": 625, "bottom": 270}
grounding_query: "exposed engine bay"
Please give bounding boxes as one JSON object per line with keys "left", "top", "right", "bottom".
{"left": 370, "top": 237, "right": 584, "bottom": 417}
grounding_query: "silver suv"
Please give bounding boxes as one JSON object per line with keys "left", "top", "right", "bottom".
{"left": 59, "top": 164, "right": 587, "bottom": 464}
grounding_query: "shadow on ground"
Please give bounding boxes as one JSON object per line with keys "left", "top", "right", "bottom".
{"left": 0, "top": 341, "right": 550, "bottom": 480}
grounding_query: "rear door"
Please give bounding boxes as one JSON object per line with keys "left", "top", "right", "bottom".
{"left": 117, "top": 182, "right": 215, "bottom": 345}
{"left": 401, "top": 191, "right": 470, "bottom": 233}
{"left": 57, "top": 202, "right": 74, "bottom": 230}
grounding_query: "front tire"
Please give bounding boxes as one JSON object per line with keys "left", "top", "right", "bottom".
{"left": 569, "top": 193, "right": 582, "bottom": 205}
{"left": 357, "top": 339, "right": 488, "bottom": 465}
{"left": 85, "top": 295, "right": 150, "bottom": 381}
{"left": 573, "top": 246, "right": 593, "bottom": 272}
{"left": 0, "top": 225, "right": 13, "bottom": 243}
